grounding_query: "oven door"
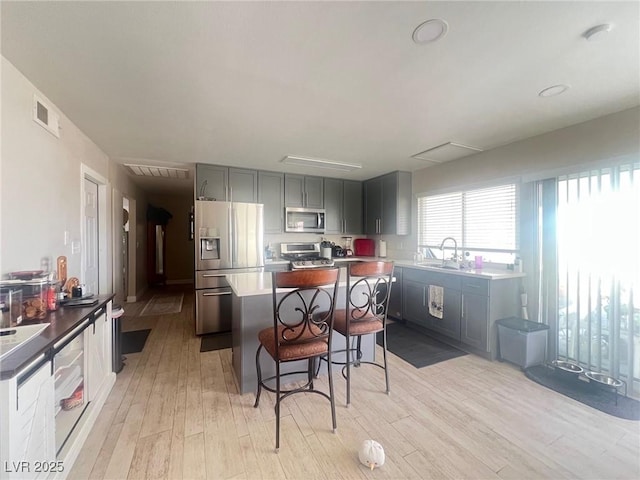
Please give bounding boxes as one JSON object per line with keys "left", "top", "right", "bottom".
{"left": 285, "top": 208, "right": 325, "bottom": 233}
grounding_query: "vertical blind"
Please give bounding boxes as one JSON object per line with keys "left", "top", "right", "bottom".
{"left": 418, "top": 184, "right": 518, "bottom": 251}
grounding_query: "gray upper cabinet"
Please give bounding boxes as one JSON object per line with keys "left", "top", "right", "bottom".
{"left": 364, "top": 171, "right": 411, "bottom": 235}
{"left": 196, "top": 164, "right": 257, "bottom": 202}
{"left": 228, "top": 168, "right": 257, "bottom": 203}
{"left": 285, "top": 174, "right": 323, "bottom": 208}
{"left": 196, "top": 164, "right": 228, "bottom": 201}
{"left": 324, "top": 178, "right": 363, "bottom": 234}
{"left": 258, "top": 171, "right": 284, "bottom": 234}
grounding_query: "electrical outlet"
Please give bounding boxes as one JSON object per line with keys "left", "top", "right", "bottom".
{"left": 64, "top": 230, "right": 70, "bottom": 246}
{"left": 71, "top": 240, "right": 81, "bottom": 254}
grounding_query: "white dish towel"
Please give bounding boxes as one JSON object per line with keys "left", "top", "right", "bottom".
{"left": 428, "top": 285, "right": 444, "bottom": 319}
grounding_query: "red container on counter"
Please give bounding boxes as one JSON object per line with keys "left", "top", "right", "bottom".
{"left": 354, "top": 238, "right": 376, "bottom": 257}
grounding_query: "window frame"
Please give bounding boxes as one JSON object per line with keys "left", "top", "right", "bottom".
{"left": 417, "top": 182, "right": 520, "bottom": 263}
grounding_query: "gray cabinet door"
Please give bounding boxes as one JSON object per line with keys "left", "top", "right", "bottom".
{"left": 284, "top": 174, "right": 305, "bottom": 207}
{"left": 196, "top": 164, "right": 228, "bottom": 201}
{"left": 343, "top": 180, "right": 362, "bottom": 234}
{"left": 258, "top": 171, "right": 284, "bottom": 234}
{"left": 364, "top": 177, "right": 382, "bottom": 234}
{"left": 304, "top": 176, "right": 324, "bottom": 208}
{"left": 381, "top": 173, "right": 397, "bottom": 234}
{"left": 387, "top": 267, "right": 403, "bottom": 320}
{"left": 229, "top": 168, "right": 257, "bottom": 203}
{"left": 461, "top": 292, "right": 490, "bottom": 351}
{"left": 324, "top": 178, "right": 343, "bottom": 234}
{"left": 403, "top": 279, "right": 427, "bottom": 327}
{"left": 285, "top": 174, "right": 324, "bottom": 207}
{"left": 427, "top": 288, "right": 462, "bottom": 340}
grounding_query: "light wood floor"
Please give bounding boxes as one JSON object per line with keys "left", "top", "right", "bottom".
{"left": 69, "top": 286, "right": 640, "bottom": 480}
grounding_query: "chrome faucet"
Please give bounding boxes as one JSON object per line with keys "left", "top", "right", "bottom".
{"left": 439, "top": 237, "right": 458, "bottom": 267}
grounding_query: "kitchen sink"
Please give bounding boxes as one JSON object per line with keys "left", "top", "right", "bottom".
{"left": 0, "top": 323, "right": 50, "bottom": 360}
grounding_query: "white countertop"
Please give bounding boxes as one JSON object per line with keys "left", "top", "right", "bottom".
{"left": 264, "top": 257, "right": 525, "bottom": 280}
{"left": 393, "top": 260, "right": 526, "bottom": 280}
{"left": 227, "top": 268, "right": 351, "bottom": 297}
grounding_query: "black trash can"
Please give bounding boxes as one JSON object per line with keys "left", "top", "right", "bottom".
{"left": 112, "top": 305, "right": 125, "bottom": 373}
{"left": 496, "top": 317, "right": 549, "bottom": 368}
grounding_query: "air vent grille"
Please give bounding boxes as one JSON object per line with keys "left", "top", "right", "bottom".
{"left": 412, "top": 142, "right": 483, "bottom": 163}
{"left": 124, "top": 164, "right": 189, "bottom": 179}
{"left": 33, "top": 95, "right": 60, "bottom": 138}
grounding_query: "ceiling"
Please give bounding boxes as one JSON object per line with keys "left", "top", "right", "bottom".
{"left": 2, "top": 1, "right": 639, "bottom": 195}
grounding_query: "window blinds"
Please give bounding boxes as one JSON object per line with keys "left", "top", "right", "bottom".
{"left": 418, "top": 184, "right": 518, "bottom": 251}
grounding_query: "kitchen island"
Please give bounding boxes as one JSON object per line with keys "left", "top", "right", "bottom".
{"left": 226, "top": 269, "right": 377, "bottom": 394}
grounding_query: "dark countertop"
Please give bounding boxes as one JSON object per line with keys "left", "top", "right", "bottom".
{"left": 0, "top": 294, "right": 115, "bottom": 380}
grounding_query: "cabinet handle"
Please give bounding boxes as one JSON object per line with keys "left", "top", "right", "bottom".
{"left": 461, "top": 294, "right": 464, "bottom": 318}
{"left": 203, "top": 292, "right": 230, "bottom": 297}
{"left": 422, "top": 287, "right": 426, "bottom": 306}
{"left": 229, "top": 186, "right": 233, "bottom": 203}
{"left": 203, "top": 274, "right": 225, "bottom": 278}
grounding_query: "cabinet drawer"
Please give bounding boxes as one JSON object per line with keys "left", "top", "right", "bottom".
{"left": 461, "top": 277, "right": 489, "bottom": 296}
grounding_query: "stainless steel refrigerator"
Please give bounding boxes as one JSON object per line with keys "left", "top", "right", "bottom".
{"left": 194, "top": 200, "right": 264, "bottom": 334}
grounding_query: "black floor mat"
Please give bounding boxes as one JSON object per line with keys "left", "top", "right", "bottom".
{"left": 121, "top": 329, "right": 151, "bottom": 354}
{"left": 200, "top": 332, "right": 232, "bottom": 353}
{"left": 525, "top": 365, "right": 640, "bottom": 420}
{"left": 377, "top": 323, "right": 467, "bottom": 368}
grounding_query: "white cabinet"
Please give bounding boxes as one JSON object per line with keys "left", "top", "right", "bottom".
{"left": 0, "top": 358, "right": 56, "bottom": 479}
{"left": 86, "top": 307, "right": 112, "bottom": 402}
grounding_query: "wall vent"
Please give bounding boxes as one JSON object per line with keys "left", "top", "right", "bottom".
{"left": 124, "top": 164, "right": 190, "bottom": 179}
{"left": 33, "top": 95, "right": 60, "bottom": 138}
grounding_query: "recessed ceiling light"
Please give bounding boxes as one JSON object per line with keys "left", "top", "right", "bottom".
{"left": 538, "top": 84, "right": 570, "bottom": 98}
{"left": 583, "top": 23, "right": 613, "bottom": 41}
{"left": 412, "top": 19, "right": 448, "bottom": 45}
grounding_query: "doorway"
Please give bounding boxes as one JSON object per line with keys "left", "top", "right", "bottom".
{"left": 81, "top": 165, "right": 108, "bottom": 296}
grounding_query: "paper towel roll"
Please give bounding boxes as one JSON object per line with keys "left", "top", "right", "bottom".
{"left": 378, "top": 240, "right": 387, "bottom": 258}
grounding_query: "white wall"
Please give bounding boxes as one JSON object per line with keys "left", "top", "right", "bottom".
{"left": 0, "top": 57, "right": 147, "bottom": 297}
{"left": 1, "top": 57, "right": 110, "bottom": 278}
{"left": 412, "top": 107, "right": 640, "bottom": 195}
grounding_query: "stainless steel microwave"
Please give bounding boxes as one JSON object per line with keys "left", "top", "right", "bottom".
{"left": 285, "top": 207, "right": 326, "bottom": 233}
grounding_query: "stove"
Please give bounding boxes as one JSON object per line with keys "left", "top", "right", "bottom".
{"left": 280, "top": 242, "right": 335, "bottom": 269}
{"left": 290, "top": 258, "right": 335, "bottom": 270}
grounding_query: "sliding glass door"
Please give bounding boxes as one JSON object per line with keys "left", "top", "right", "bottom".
{"left": 555, "top": 163, "right": 639, "bottom": 393}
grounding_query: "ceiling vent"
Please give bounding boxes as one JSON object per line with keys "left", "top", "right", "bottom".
{"left": 281, "top": 155, "right": 362, "bottom": 172}
{"left": 412, "top": 142, "right": 483, "bottom": 164}
{"left": 33, "top": 95, "right": 60, "bottom": 138}
{"left": 124, "top": 164, "right": 190, "bottom": 179}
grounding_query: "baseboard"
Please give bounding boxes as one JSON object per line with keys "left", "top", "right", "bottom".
{"left": 126, "top": 286, "right": 147, "bottom": 303}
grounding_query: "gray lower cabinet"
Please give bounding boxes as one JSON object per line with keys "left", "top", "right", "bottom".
{"left": 324, "top": 178, "right": 362, "bottom": 234}
{"left": 427, "top": 287, "right": 461, "bottom": 341}
{"left": 387, "top": 266, "right": 402, "bottom": 320}
{"left": 461, "top": 291, "right": 489, "bottom": 351}
{"left": 403, "top": 278, "right": 427, "bottom": 327}
{"left": 401, "top": 267, "right": 520, "bottom": 358}
{"left": 258, "top": 171, "right": 284, "bottom": 233}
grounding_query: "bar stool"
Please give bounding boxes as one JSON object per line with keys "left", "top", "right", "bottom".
{"left": 254, "top": 268, "right": 340, "bottom": 452}
{"left": 333, "top": 261, "right": 394, "bottom": 406}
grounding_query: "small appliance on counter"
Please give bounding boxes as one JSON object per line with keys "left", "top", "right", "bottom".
{"left": 342, "top": 236, "right": 354, "bottom": 257}
{"left": 354, "top": 238, "right": 375, "bottom": 257}
{"left": 320, "top": 240, "right": 333, "bottom": 259}
{"left": 378, "top": 240, "right": 387, "bottom": 258}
